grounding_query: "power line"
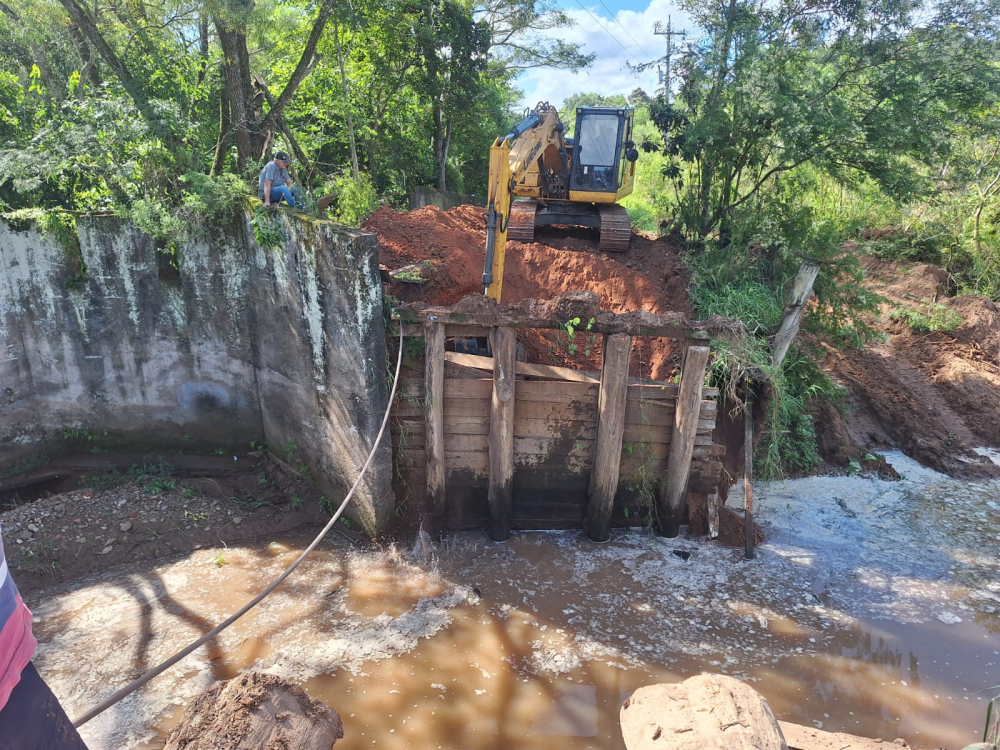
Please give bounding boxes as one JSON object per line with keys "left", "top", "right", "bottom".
{"left": 594, "top": 0, "right": 655, "bottom": 59}
{"left": 573, "top": 0, "right": 637, "bottom": 65}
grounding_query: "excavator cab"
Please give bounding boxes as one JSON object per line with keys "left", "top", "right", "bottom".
{"left": 569, "top": 107, "right": 634, "bottom": 195}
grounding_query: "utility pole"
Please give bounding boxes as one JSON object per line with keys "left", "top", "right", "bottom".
{"left": 654, "top": 17, "right": 686, "bottom": 103}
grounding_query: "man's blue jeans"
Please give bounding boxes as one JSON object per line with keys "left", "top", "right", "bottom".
{"left": 263, "top": 185, "right": 298, "bottom": 208}
{"left": 0, "top": 662, "right": 89, "bottom": 749}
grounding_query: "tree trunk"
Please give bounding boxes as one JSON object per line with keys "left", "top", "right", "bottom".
{"left": 434, "top": 103, "right": 447, "bottom": 191}
{"left": 214, "top": 14, "right": 261, "bottom": 171}
{"left": 332, "top": 18, "right": 360, "bottom": 178}
{"left": 214, "top": 0, "right": 333, "bottom": 170}
{"left": 56, "top": 0, "right": 174, "bottom": 141}
{"left": 211, "top": 76, "right": 233, "bottom": 176}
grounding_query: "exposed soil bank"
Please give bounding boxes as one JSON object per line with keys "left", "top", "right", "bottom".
{"left": 0, "top": 452, "right": 336, "bottom": 590}
{"left": 817, "top": 258, "right": 1000, "bottom": 478}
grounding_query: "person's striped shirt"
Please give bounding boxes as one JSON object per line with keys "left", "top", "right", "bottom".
{"left": 0, "top": 522, "right": 36, "bottom": 710}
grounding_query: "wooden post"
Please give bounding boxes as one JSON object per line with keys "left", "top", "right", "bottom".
{"left": 423, "top": 322, "right": 446, "bottom": 532}
{"left": 585, "top": 333, "right": 633, "bottom": 542}
{"left": 488, "top": 326, "right": 516, "bottom": 541}
{"left": 771, "top": 261, "right": 820, "bottom": 368}
{"left": 744, "top": 400, "right": 755, "bottom": 560}
{"left": 657, "top": 345, "right": 711, "bottom": 538}
{"left": 707, "top": 491, "right": 720, "bottom": 539}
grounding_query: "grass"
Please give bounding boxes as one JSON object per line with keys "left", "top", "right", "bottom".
{"left": 81, "top": 456, "right": 179, "bottom": 493}
{"left": 888, "top": 303, "right": 963, "bottom": 333}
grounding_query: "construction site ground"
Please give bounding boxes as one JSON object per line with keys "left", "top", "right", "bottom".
{"left": 367, "top": 204, "right": 1000, "bottom": 481}
{"left": 5, "top": 204, "right": 1000, "bottom": 749}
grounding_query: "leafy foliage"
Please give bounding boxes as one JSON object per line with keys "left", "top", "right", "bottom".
{"left": 889, "top": 304, "right": 964, "bottom": 333}
{"left": 329, "top": 171, "right": 378, "bottom": 227}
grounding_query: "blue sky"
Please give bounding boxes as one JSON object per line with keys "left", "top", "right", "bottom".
{"left": 515, "top": 0, "right": 696, "bottom": 109}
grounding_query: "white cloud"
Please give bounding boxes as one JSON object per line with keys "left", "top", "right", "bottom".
{"left": 515, "top": 0, "right": 696, "bottom": 109}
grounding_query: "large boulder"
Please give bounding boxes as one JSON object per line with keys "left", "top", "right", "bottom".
{"left": 620, "top": 674, "right": 787, "bottom": 750}
{"left": 164, "top": 671, "right": 343, "bottom": 750}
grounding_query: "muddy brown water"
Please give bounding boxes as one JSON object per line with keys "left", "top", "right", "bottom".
{"left": 27, "top": 451, "right": 1000, "bottom": 750}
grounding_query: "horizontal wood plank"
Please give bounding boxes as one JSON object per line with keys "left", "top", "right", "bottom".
{"left": 514, "top": 418, "right": 597, "bottom": 440}
{"left": 517, "top": 380, "right": 600, "bottom": 400}
{"left": 392, "top": 304, "right": 742, "bottom": 340}
{"left": 445, "top": 352, "right": 602, "bottom": 383}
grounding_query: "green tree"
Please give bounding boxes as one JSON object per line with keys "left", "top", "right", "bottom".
{"left": 474, "top": 0, "right": 594, "bottom": 73}
{"left": 651, "top": 0, "right": 1000, "bottom": 243}
{"left": 411, "top": 0, "right": 490, "bottom": 191}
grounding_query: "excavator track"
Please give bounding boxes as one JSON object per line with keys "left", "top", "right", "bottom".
{"left": 506, "top": 198, "right": 538, "bottom": 243}
{"left": 597, "top": 204, "right": 632, "bottom": 252}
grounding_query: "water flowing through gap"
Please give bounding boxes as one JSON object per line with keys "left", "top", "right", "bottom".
{"left": 26, "top": 451, "right": 1000, "bottom": 750}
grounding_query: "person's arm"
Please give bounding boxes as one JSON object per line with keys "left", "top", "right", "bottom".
{"left": 264, "top": 179, "right": 272, "bottom": 206}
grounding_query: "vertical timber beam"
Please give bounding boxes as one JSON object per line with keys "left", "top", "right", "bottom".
{"left": 771, "top": 261, "right": 820, "bottom": 368}
{"left": 707, "top": 491, "right": 720, "bottom": 539}
{"left": 657, "top": 345, "right": 711, "bottom": 537}
{"left": 744, "top": 400, "right": 755, "bottom": 560}
{"left": 585, "top": 333, "right": 633, "bottom": 542}
{"left": 488, "top": 326, "right": 516, "bottom": 541}
{"left": 423, "top": 322, "right": 446, "bottom": 531}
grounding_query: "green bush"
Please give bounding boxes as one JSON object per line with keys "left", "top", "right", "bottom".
{"left": 888, "top": 303, "right": 963, "bottom": 333}
{"left": 860, "top": 227, "right": 944, "bottom": 264}
{"left": 122, "top": 172, "right": 247, "bottom": 256}
{"left": 329, "top": 172, "right": 378, "bottom": 228}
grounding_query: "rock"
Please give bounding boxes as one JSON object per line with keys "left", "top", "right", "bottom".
{"left": 100, "top": 545, "right": 113, "bottom": 555}
{"left": 27, "top": 523, "right": 39, "bottom": 532}
{"left": 163, "top": 672, "right": 343, "bottom": 750}
{"left": 54, "top": 502, "right": 66, "bottom": 513}
{"left": 120, "top": 521, "right": 133, "bottom": 533}
{"left": 893, "top": 741, "right": 907, "bottom": 747}
{"left": 621, "top": 675, "right": 787, "bottom": 750}
{"left": 389, "top": 260, "right": 434, "bottom": 284}
{"left": 232, "top": 517, "right": 243, "bottom": 526}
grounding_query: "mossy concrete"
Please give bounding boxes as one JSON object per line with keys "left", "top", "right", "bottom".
{"left": 0, "top": 210, "right": 393, "bottom": 536}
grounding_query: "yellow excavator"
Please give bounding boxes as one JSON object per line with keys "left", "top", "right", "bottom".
{"left": 482, "top": 102, "right": 639, "bottom": 301}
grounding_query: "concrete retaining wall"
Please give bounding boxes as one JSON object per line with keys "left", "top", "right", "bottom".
{"left": 408, "top": 186, "right": 483, "bottom": 210}
{"left": 0, "top": 211, "right": 393, "bottom": 536}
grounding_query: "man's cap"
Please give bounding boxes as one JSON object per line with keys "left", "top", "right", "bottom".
{"left": 275, "top": 151, "right": 290, "bottom": 162}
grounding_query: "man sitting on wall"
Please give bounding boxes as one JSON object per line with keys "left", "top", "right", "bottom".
{"left": 258, "top": 151, "right": 301, "bottom": 208}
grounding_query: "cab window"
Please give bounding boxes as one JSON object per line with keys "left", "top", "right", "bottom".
{"left": 577, "top": 114, "right": 620, "bottom": 167}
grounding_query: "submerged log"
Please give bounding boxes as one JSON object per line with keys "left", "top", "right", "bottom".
{"left": 163, "top": 672, "right": 343, "bottom": 750}
{"left": 620, "top": 674, "right": 787, "bottom": 750}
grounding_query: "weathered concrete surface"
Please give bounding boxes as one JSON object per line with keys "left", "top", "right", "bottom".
{"left": 620, "top": 675, "right": 788, "bottom": 750}
{"left": 248, "top": 217, "right": 392, "bottom": 536}
{"left": 0, "top": 216, "right": 260, "bottom": 461}
{"left": 163, "top": 672, "right": 343, "bottom": 750}
{"left": 408, "top": 185, "right": 483, "bottom": 210}
{"left": 0, "top": 210, "right": 393, "bottom": 534}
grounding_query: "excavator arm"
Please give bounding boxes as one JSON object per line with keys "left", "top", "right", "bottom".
{"left": 483, "top": 136, "right": 512, "bottom": 301}
{"left": 483, "top": 105, "right": 569, "bottom": 301}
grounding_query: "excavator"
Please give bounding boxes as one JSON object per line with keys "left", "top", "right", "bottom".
{"left": 482, "top": 102, "right": 639, "bottom": 301}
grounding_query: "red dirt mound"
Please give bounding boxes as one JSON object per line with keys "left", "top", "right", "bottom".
{"left": 364, "top": 204, "right": 691, "bottom": 379}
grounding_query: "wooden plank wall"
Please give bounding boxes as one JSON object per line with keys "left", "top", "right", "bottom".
{"left": 391, "top": 373, "right": 721, "bottom": 531}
